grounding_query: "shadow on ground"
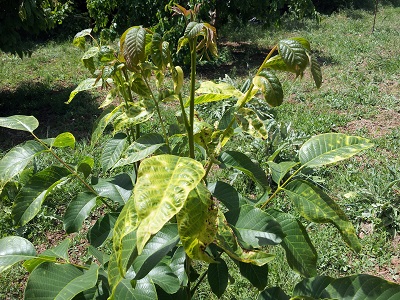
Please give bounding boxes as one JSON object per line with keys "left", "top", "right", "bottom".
{"left": 0, "top": 81, "right": 101, "bottom": 150}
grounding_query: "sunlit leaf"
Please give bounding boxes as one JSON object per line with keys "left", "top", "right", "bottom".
{"left": 0, "top": 115, "right": 39, "bottom": 132}
{"left": 12, "top": 166, "right": 71, "bottom": 226}
{"left": 92, "top": 173, "right": 133, "bottom": 205}
{"left": 24, "top": 263, "right": 99, "bottom": 300}
{"left": 293, "top": 274, "right": 400, "bottom": 299}
{"left": 208, "top": 181, "right": 249, "bottom": 211}
{"left": 196, "top": 81, "right": 243, "bottom": 99}
{"left": 51, "top": 132, "right": 75, "bottom": 149}
{"left": 184, "top": 22, "right": 204, "bottom": 39}
{"left": 122, "top": 26, "right": 147, "bottom": 70}
{"left": 77, "top": 156, "right": 94, "bottom": 179}
{"left": 278, "top": 39, "right": 308, "bottom": 76}
{"left": 82, "top": 46, "right": 99, "bottom": 74}
{"left": 267, "top": 161, "right": 299, "bottom": 186}
{"left": 0, "top": 236, "right": 37, "bottom": 273}
{"left": 299, "top": 133, "right": 374, "bottom": 168}
{"left": 285, "top": 180, "right": 361, "bottom": 252}
{"left": 91, "top": 105, "right": 122, "bottom": 146}
{"left": 237, "top": 260, "right": 268, "bottom": 290}
{"left": 235, "top": 107, "right": 269, "bottom": 139}
{"left": 134, "top": 155, "right": 205, "bottom": 253}
{"left": 67, "top": 78, "right": 102, "bottom": 104}
{"left": 309, "top": 54, "right": 322, "bottom": 88}
{"left": 101, "top": 133, "right": 127, "bottom": 171}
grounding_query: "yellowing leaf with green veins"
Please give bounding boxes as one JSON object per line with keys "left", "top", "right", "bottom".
{"left": 235, "top": 107, "right": 269, "bottom": 139}
{"left": 196, "top": 81, "right": 244, "bottom": 99}
{"left": 177, "top": 183, "right": 218, "bottom": 262}
{"left": 134, "top": 155, "right": 205, "bottom": 253}
{"left": 299, "top": 133, "right": 373, "bottom": 168}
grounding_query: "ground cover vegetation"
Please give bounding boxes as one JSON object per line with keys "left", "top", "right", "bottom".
{"left": 0, "top": 2, "right": 399, "bottom": 299}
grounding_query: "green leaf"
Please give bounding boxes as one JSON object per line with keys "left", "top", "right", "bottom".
{"left": 101, "top": 133, "right": 127, "bottom": 172}
{"left": 196, "top": 81, "right": 243, "bottom": 99}
{"left": 24, "top": 263, "right": 99, "bottom": 300}
{"left": 299, "top": 133, "right": 374, "bottom": 168}
{"left": 0, "top": 236, "right": 37, "bottom": 273}
{"left": 258, "top": 287, "right": 290, "bottom": 300}
{"left": 113, "top": 104, "right": 154, "bottom": 132}
{"left": 88, "top": 213, "right": 118, "bottom": 247}
{"left": 177, "top": 184, "right": 218, "bottom": 262}
{"left": 0, "top": 115, "right": 39, "bottom": 132}
{"left": 219, "top": 151, "right": 268, "bottom": 188}
{"left": 170, "top": 247, "right": 188, "bottom": 286}
{"left": 12, "top": 166, "right": 71, "bottom": 226}
{"left": 87, "top": 245, "right": 110, "bottom": 266}
{"left": 214, "top": 211, "right": 275, "bottom": 266}
{"left": 185, "top": 93, "right": 232, "bottom": 107}
{"left": 253, "top": 70, "right": 284, "bottom": 107}
{"left": 67, "top": 78, "right": 102, "bottom": 104}
{"left": 92, "top": 173, "right": 134, "bottom": 205}
{"left": 23, "top": 256, "right": 57, "bottom": 273}
{"left": 131, "top": 76, "right": 152, "bottom": 97}
{"left": 208, "top": 257, "right": 228, "bottom": 298}
{"left": 293, "top": 274, "right": 400, "bottom": 299}
{"left": 237, "top": 261, "right": 268, "bottom": 290}
{"left": 309, "top": 55, "right": 322, "bottom": 88}
{"left": 267, "top": 209, "right": 317, "bottom": 277}
{"left": 262, "top": 55, "right": 294, "bottom": 72}
{"left": 131, "top": 277, "right": 157, "bottom": 300}
{"left": 74, "top": 28, "right": 92, "bottom": 39}
{"left": 52, "top": 132, "right": 75, "bottom": 149}
{"left": 63, "top": 192, "right": 97, "bottom": 233}
{"left": 184, "top": 22, "right": 204, "bottom": 39}
{"left": 225, "top": 205, "right": 284, "bottom": 249}
{"left": 122, "top": 26, "right": 147, "bottom": 70}
{"left": 82, "top": 46, "right": 99, "bottom": 74}
{"left": 113, "top": 279, "right": 138, "bottom": 300}
{"left": 151, "top": 33, "right": 170, "bottom": 70}
{"left": 134, "top": 155, "right": 205, "bottom": 253}
{"left": 147, "top": 262, "right": 181, "bottom": 294}
{"left": 0, "top": 141, "right": 46, "bottom": 189}
{"left": 114, "top": 133, "right": 165, "bottom": 169}
{"left": 77, "top": 156, "right": 94, "bottom": 179}
{"left": 133, "top": 224, "right": 179, "bottom": 280}
{"left": 278, "top": 39, "right": 309, "bottom": 76}
{"left": 291, "top": 37, "right": 311, "bottom": 51}
{"left": 285, "top": 180, "right": 361, "bottom": 252}
{"left": 91, "top": 105, "right": 122, "bottom": 146}
{"left": 208, "top": 181, "right": 249, "bottom": 211}
{"left": 235, "top": 108, "right": 269, "bottom": 139}
{"left": 267, "top": 161, "right": 299, "bottom": 186}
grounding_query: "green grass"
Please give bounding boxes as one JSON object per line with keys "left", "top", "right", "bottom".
{"left": 0, "top": 4, "right": 399, "bottom": 298}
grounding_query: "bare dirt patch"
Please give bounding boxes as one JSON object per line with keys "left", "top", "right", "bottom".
{"left": 339, "top": 109, "right": 400, "bottom": 138}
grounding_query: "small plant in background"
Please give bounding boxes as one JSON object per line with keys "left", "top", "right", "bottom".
{"left": 1, "top": 4, "right": 399, "bottom": 299}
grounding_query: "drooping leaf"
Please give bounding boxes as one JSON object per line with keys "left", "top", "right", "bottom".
{"left": 237, "top": 260, "right": 268, "bottom": 290}
{"left": 208, "top": 181, "right": 249, "bottom": 211}
{"left": 235, "top": 107, "right": 269, "bottom": 139}
{"left": 293, "top": 274, "right": 400, "bottom": 299}
{"left": 258, "top": 287, "right": 290, "bottom": 300}
{"left": 91, "top": 105, "right": 122, "bottom": 146}
{"left": 278, "top": 39, "right": 309, "bottom": 76}
{"left": 92, "top": 173, "right": 133, "bottom": 205}
{"left": 133, "top": 224, "right": 179, "bottom": 280}
{"left": 88, "top": 213, "right": 118, "bottom": 247}
{"left": 113, "top": 133, "right": 165, "bottom": 169}
{"left": 0, "top": 236, "right": 37, "bottom": 273}
{"left": 67, "top": 78, "right": 102, "bottom": 104}
{"left": 225, "top": 205, "right": 284, "bottom": 249}
{"left": 134, "top": 155, "right": 205, "bottom": 253}
{"left": 77, "top": 156, "right": 94, "bottom": 179}
{"left": 208, "top": 257, "right": 229, "bottom": 298}
{"left": 253, "top": 70, "right": 284, "bottom": 107}
{"left": 0, "top": 140, "right": 46, "bottom": 189}
{"left": 285, "top": 180, "right": 361, "bottom": 252}
{"left": 214, "top": 211, "right": 275, "bottom": 266}
{"left": 262, "top": 55, "right": 295, "bottom": 73}
{"left": 87, "top": 245, "right": 110, "bottom": 266}
{"left": 131, "top": 76, "right": 152, "bottom": 97}
{"left": 185, "top": 93, "right": 232, "bottom": 107}
{"left": 267, "top": 161, "right": 299, "bottom": 186}
{"left": 63, "top": 192, "right": 98, "bottom": 233}
{"left": 267, "top": 209, "right": 317, "bottom": 277}
{"left": 73, "top": 29, "right": 91, "bottom": 50}
{"left": 82, "top": 46, "right": 99, "bottom": 74}
{"left": 24, "top": 263, "right": 99, "bottom": 300}
{"left": 151, "top": 33, "right": 170, "bottom": 70}
{"left": 177, "top": 184, "right": 217, "bottom": 262}
{"left": 309, "top": 54, "right": 322, "bottom": 88}
{"left": 0, "top": 115, "right": 39, "bottom": 132}
{"left": 101, "top": 133, "right": 127, "bottom": 172}
{"left": 299, "top": 133, "right": 373, "bottom": 168}
{"left": 219, "top": 151, "right": 268, "bottom": 188}
{"left": 12, "top": 166, "right": 71, "bottom": 226}
{"left": 291, "top": 37, "right": 311, "bottom": 51}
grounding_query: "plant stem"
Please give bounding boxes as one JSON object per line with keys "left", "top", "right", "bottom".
{"left": 178, "top": 93, "right": 191, "bottom": 134}
{"left": 32, "top": 133, "right": 115, "bottom": 211}
{"left": 188, "top": 39, "right": 197, "bottom": 159}
{"left": 143, "top": 76, "right": 170, "bottom": 152}
{"left": 185, "top": 255, "right": 192, "bottom": 299}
